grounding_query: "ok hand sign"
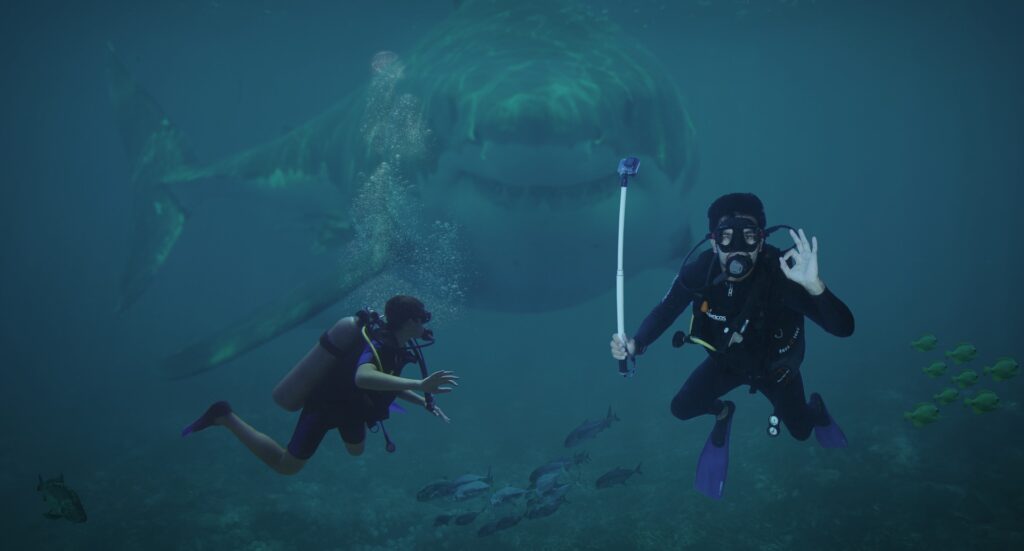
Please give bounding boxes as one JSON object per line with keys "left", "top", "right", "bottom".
{"left": 780, "top": 228, "right": 823, "bottom": 293}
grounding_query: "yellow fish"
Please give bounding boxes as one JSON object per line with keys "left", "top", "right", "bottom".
{"left": 983, "top": 357, "right": 1018, "bottom": 382}
{"left": 945, "top": 343, "right": 977, "bottom": 365}
{"left": 932, "top": 388, "right": 959, "bottom": 405}
{"left": 964, "top": 390, "right": 1000, "bottom": 414}
{"left": 952, "top": 370, "right": 979, "bottom": 388}
{"left": 922, "top": 362, "right": 947, "bottom": 378}
{"left": 904, "top": 403, "right": 940, "bottom": 428}
{"left": 910, "top": 334, "right": 938, "bottom": 352}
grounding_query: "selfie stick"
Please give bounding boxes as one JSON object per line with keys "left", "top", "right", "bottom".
{"left": 616, "top": 157, "right": 640, "bottom": 377}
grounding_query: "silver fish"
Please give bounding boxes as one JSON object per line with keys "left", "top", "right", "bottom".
{"left": 595, "top": 463, "right": 642, "bottom": 489}
{"left": 453, "top": 480, "right": 491, "bottom": 501}
{"left": 490, "top": 485, "right": 528, "bottom": 506}
{"left": 478, "top": 514, "right": 522, "bottom": 537}
{"left": 528, "top": 451, "right": 590, "bottom": 485}
{"left": 564, "top": 407, "right": 619, "bottom": 447}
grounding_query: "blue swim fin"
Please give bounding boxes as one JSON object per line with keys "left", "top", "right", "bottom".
{"left": 694, "top": 402, "right": 734, "bottom": 500}
{"left": 810, "top": 393, "right": 847, "bottom": 448}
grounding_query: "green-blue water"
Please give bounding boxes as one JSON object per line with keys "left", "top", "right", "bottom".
{"left": 2, "top": 0, "right": 1022, "bottom": 549}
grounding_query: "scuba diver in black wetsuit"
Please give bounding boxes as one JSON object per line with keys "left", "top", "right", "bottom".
{"left": 181, "top": 295, "right": 458, "bottom": 475}
{"left": 609, "top": 193, "right": 854, "bottom": 499}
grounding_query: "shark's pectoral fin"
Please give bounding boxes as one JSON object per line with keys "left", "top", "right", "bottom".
{"left": 107, "top": 43, "right": 197, "bottom": 182}
{"left": 108, "top": 44, "right": 198, "bottom": 311}
{"left": 116, "top": 186, "right": 188, "bottom": 312}
{"left": 159, "top": 245, "right": 388, "bottom": 379}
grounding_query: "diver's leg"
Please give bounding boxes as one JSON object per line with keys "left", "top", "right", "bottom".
{"left": 670, "top": 357, "right": 743, "bottom": 421}
{"left": 761, "top": 372, "right": 814, "bottom": 441}
{"left": 221, "top": 412, "right": 308, "bottom": 475}
{"left": 689, "top": 358, "right": 742, "bottom": 500}
{"left": 338, "top": 422, "right": 367, "bottom": 456}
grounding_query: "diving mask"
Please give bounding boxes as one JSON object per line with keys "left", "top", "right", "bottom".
{"left": 711, "top": 218, "right": 764, "bottom": 253}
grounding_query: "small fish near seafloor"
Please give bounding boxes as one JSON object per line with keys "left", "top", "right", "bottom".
{"left": 595, "top": 463, "right": 643, "bottom": 489}
{"left": 528, "top": 451, "right": 590, "bottom": 486}
{"left": 478, "top": 514, "right": 523, "bottom": 537}
{"left": 37, "top": 474, "right": 87, "bottom": 523}
{"left": 564, "top": 407, "right": 619, "bottom": 447}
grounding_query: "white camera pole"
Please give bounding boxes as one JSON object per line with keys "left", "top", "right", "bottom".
{"left": 616, "top": 157, "right": 640, "bottom": 377}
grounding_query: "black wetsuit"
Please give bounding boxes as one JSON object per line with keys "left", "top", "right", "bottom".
{"left": 633, "top": 246, "right": 854, "bottom": 440}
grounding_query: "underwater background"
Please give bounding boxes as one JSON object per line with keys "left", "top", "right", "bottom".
{"left": 2, "top": 0, "right": 1022, "bottom": 549}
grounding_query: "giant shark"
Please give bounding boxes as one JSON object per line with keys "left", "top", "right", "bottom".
{"left": 108, "top": 0, "right": 700, "bottom": 378}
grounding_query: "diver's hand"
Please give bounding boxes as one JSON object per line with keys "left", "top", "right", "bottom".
{"left": 430, "top": 405, "right": 451, "bottom": 424}
{"left": 780, "top": 228, "right": 825, "bottom": 295}
{"left": 610, "top": 333, "right": 636, "bottom": 360}
{"left": 419, "top": 370, "right": 459, "bottom": 394}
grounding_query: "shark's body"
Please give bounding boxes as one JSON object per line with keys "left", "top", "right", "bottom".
{"left": 108, "top": 0, "right": 699, "bottom": 377}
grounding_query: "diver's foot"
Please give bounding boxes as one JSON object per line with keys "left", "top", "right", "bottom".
{"left": 809, "top": 393, "right": 848, "bottom": 448}
{"left": 808, "top": 393, "right": 830, "bottom": 427}
{"left": 695, "top": 400, "right": 735, "bottom": 499}
{"left": 181, "top": 401, "right": 232, "bottom": 437}
{"left": 711, "top": 401, "right": 735, "bottom": 447}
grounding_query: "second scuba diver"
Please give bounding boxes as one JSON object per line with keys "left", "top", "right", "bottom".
{"left": 182, "top": 295, "right": 458, "bottom": 475}
{"left": 610, "top": 193, "right": 854, "bottom": 499}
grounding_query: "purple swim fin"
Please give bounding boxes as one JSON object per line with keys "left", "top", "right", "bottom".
{"left": 694, "top": 402, "right": 734, "bottom": 500}
{"left": 810, "top": 393, "right": 848, "bottom": 449}
{"left": 181, "top": 401, "right": 232, "bottom": 437}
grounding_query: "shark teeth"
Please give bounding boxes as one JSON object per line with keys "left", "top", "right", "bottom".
{"left": 457, "top": 170, "right": 611, "bottom": 209}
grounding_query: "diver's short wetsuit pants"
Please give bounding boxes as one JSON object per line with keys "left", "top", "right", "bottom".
{"left": 287, "top": 408, "right": 366, "bottom": 460}
{"left": 670, "top": 356, "right": 819, "bottom": 440}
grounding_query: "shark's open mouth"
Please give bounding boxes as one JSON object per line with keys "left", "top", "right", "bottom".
{"left": 457, "top": 169, "right": 611, "bottom": 209}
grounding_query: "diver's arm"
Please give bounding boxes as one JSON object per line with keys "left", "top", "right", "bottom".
{"left": 354, "top": 363, "right": 423, "bottom": 391}
{"left": 783, "top": 281, "right": 855, "bottom": 337}
{"left": 397, "top": 390, "right": 427, "bottom": 407}
{"left": 632, "top": 269, "right": 696, "bottom": 353}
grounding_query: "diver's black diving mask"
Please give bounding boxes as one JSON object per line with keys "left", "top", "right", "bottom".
{"left": 710, "top": 218, "right": 764, "bottom": 253}
{"left": 412, "top": 310, "right": 432, "bottom": 342}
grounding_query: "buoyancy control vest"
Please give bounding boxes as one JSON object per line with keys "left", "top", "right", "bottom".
{"left": 683, "top": 245, "right": 805, "bottom": 387}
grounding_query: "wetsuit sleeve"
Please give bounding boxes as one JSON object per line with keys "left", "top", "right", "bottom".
{"left": 632, "top": 268, "right": 697, "bottom": 354}
{"left": 781, "top": 281, "right": 855, "bottom": 337}
{"left": 357, "top": 344, "right": 377, "bottom": 367}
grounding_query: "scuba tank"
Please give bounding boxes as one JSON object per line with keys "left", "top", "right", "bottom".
{"left": 271, "top": 309, "right": 383, "bottom": 411}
